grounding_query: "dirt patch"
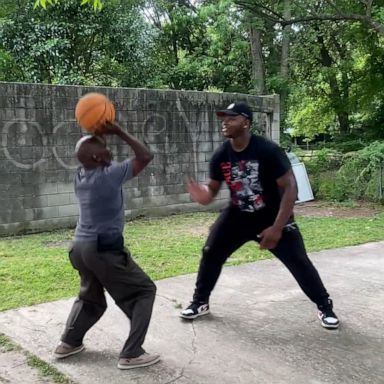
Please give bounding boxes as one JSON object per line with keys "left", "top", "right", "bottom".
{"left": 294, "top": 201, "right": 382, "bottom": 218}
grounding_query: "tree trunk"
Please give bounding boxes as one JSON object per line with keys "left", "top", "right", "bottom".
{"left": 337, "top": 111, "right": 349, "bottom": 135}
{"left": 279, "top": 0, "right": 291, "bottom": 128}
{"left": 168, "top": 12, "right": 179, "bottom": 66}
{"left": 249, "top": 16, "right": 265, "bottom": 94}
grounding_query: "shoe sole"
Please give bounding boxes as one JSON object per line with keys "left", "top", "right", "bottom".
{"left": 117, "top": 356, "right": 160, "bottom": 370}
{"left": 317, "top": 313, "right": 339, "bottom": 330}
{"left": 321, "top": 322, "right": 339, "bottom": 329}
{"left": 54, "top": 345, "right": 85, "bottom": 359}
{"left": 179, "top": 310, "right": 210, "bottom": 320}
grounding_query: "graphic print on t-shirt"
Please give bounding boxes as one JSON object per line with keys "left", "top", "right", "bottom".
{"left": 221, "top": 160, "right": 265, "bottom": 212}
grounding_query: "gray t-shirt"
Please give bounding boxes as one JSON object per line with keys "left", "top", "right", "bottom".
{"left": 74, "top": 159, "right": 133, "bottom": 240}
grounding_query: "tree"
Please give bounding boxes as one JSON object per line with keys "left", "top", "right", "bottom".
{"left": 142, "top": 0, "right": 208, "bottom": 89}
{"left": 142, "top": 0, "right": 253, "bottom": 92}
{"left": 0, "top": 0, "right": 156, "bottom": 86}
{"left": 287, "top": 7, "right": 384, "bottom": 139}
{"left": 10, "top": 0, "right": 384, "bottom": 145}
{"left": 198, "top": 0, "right": 252, "bottom": 92}
{"left": 234, "top": 0, "right": 384, "bottom": 140}
{"left": 235, "top": 0, "right": 384, "bottom": 36}
{"left": 247, "top": 13, "right": 266, "bottom": 94}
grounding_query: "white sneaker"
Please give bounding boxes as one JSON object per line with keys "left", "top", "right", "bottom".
{"left": 318, "top": 300, "right": 340, "bottom": 329}
{"left": 180, "top": 302, "right": 210, "bottom": 319}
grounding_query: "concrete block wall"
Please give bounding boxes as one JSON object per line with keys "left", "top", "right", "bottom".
{"left": 0, "top": 82, "right": 279, "bottom": 235}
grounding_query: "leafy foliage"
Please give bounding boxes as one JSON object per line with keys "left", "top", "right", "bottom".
{"left": 304, "top": 143, "right": 384, "bottom": 202}
{"left": 145, "top": 0, "right": 252, "bottom": 91}
{"left": 0, "top": 49, "right": 23, "bottom": 81}
{"left": 337, "top": 141, "right": 384, "bottom": 201}
{"left": 0, "top": 0, "right": 156, "bottom": 85}
{"left": 34, "top": 0, "right": 103, "bottom": 10}
{"left": 3, "top": 0, "right": 384, "bottom": 145}
{"left": 287, "top": 93, "right": 335, "bottom": 140}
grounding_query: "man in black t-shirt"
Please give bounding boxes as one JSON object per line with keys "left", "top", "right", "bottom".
{"left": 180, "top": 101, "right": 339, "bottom": 330}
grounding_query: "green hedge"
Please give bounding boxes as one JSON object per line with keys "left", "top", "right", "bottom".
{"left": 302, "top": 142, "right": 384, "bottom": 202}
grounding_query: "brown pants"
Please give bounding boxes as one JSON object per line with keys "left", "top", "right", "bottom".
{"left": 61, "top": 239, "right": 156, "bottom": 358}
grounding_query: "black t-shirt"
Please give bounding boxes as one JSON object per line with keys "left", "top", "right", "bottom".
{"left": 210, "top": 134, "right": 292, "bottom": 220}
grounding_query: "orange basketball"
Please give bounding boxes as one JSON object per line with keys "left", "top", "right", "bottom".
{"left": 75, "top": 92, "right": 115, "bottom": 133}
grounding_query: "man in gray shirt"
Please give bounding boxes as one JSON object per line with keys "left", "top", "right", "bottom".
{"left": 54, "top": 122, "right": 160, "bottom": 369}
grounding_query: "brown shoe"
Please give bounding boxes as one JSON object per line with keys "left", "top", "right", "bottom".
{"left": 54, "top": 342, "right": 85, "bottom": 359}
{"left": 117, "top": 353, "right": 160, "bottom": 369}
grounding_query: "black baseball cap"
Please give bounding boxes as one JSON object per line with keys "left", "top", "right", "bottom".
{"left": 216, "top": 101, "right": 253, "bottom": 122}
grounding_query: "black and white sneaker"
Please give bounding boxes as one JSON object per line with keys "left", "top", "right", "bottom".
{"left": 180, "top": 302, "right": 210, "bottom": 319}
{"left": 318, "top": 300, "right": 339, "bottom": 329}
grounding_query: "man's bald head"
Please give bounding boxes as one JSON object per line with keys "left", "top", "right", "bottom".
{"left": 75, "top": 135, "right": 111, "bottom": 168}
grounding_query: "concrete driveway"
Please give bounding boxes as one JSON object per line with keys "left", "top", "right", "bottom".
{"left": 0, "top": 241, "right": 383, "bottom": 384}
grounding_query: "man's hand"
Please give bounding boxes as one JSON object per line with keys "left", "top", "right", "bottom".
{"left": 187, "top": 179, "right": 213, "bottom": 205}
{"left": 257, "top": 225, "right": 283, "bottom": 250}
{"left": 99, "top": 121, "right": 123, "bottom": 135}
{"left": 98, "top": 121, "right": 153, "bottom": 176}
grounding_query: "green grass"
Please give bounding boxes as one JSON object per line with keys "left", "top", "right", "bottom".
{"left": 0, "top": 333, "right": 72, "bottom": 383}
{"left": 26, "top": 354, "right": 74, "bottom": 383}
{"left": 1, "top": 211, "right": 384, "bottom": 312}
{"left": 0, "top": 332, "right": 19, "bottom": 352}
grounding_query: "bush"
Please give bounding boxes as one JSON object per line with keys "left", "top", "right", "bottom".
{"left": 302, "top": 148, "right": 343, "bottom": 174}
{"left": 306, "top": 142, "right": 384, "bottom": 202}
{"left": 337, "top": 141, "right": 384, "bottom": 201}
{"left": 328, "top": 139, "right": 366, "bottom": 153}
{"left": 308, "top": 170, "right": 348, "bottom": 201}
